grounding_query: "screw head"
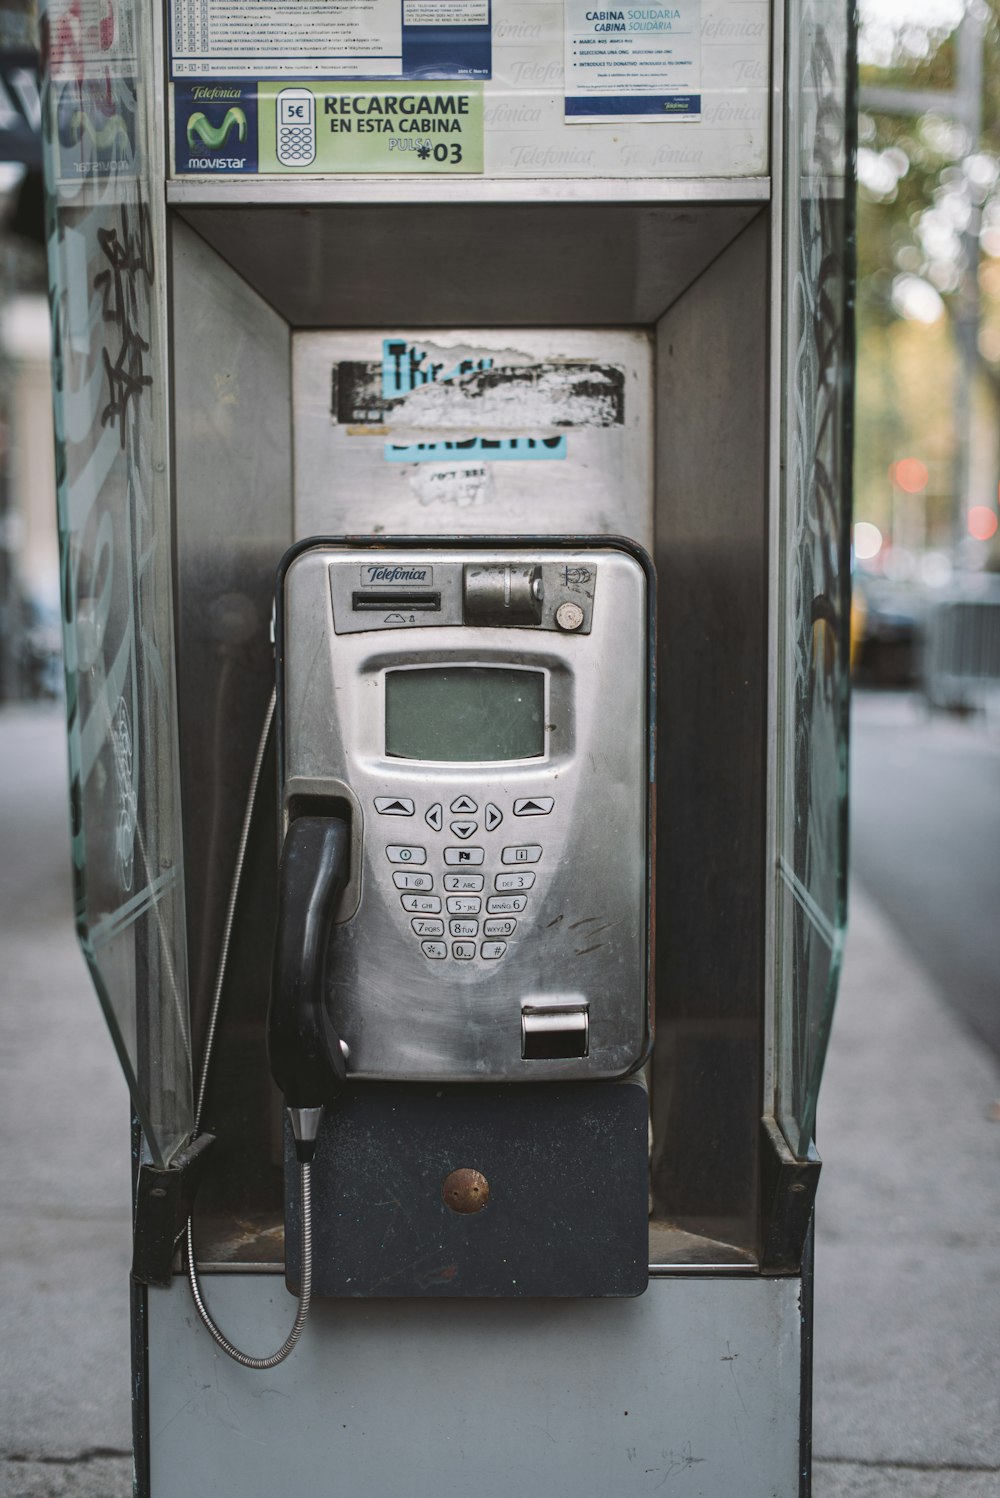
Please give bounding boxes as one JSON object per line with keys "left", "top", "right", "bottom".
{"left": 555, "top": 601, "right": 585, "bottom": 632}
{"left": 442, "top": 1167, "right": 490, "bottom": 1214}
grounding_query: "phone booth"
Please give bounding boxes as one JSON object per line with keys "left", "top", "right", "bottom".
{"left": 39, "top": 0, "right": 854, "bottom": 1491}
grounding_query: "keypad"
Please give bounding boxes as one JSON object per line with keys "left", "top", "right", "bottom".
{"left": 412, "top": 917, "right": 445, "bottom": 937}
{"left": 501, "top": 845, "right": 541, "bottom": 865}
{"left": 376, "top": 793, "right": 552, "bottom": 962}
{"left": 387, "top": 844, "right": 426, "bottom": 865}
{"left": 444, "top": 846, "right": 485, "bottom": 865}
{"left": 486, "top": 894, "right": 526, "bottom": 914}
{"left": 401, "top": 894, "right": 441, "bottom": 913}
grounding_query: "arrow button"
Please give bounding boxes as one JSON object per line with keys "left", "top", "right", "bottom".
{"left": 450, "top": 795, "right": 478, "bottom": 815}
{"left": 513, "top": 797, "right": 554, "bottom": 817}
{"left": 484, "top": 802, "right": 503, "bottom": 831}
{"left": 425, "top": 803, "right": 443, "bottom": 831}
{"left": 450, "top": 820, "right": 478, "bottom": 840}
{"left": 375, "top": 796, "right": 415, "bottom": 816}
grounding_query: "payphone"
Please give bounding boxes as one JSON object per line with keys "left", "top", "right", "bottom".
{"left": 275, "top": 539, "right": 651, "bottom": 1083}
{"left": 39, "top": 0, "right": 854, "bottom": 1483}
{"left": 189, "top": 537, "right": 654, "bottom": 1360}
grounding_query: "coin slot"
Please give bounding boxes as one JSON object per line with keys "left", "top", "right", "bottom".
{"left": 521, "top": 1005, "right": 589, "bottom": 1060}
{"left": 351, "top": 590, "right": 441, "bottom": 611}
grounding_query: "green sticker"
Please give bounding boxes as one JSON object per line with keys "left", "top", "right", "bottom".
{"left": 258, "top": 81, "right": 483, "bottom": 174}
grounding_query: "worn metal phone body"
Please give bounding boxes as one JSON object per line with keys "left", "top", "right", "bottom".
{"left": 276, "top": 538, "right": 654, "bottom": 1084}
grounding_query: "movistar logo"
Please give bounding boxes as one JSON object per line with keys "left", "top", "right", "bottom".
{"left": 186, "top": 107, "right": 247, "bottom": 150}
{"left": 360, "top": 565, "right": 432, "bottom": 585}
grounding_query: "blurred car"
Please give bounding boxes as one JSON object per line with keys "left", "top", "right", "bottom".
{"left": 851, "top": 572, "right": 925, "bottom": 687}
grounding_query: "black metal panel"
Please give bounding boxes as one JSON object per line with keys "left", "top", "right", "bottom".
{"left": 285, "top": 1078, "right": 649, "bottom": 1298}
{"left": 650, "top": 212, "right": 768, "bottom": 1249}
{"left": 758, "top": 1118, "right": 821, "bottom": 1275}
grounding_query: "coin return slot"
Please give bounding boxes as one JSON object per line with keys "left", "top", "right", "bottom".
{"left": 352, "top": 591, "right": 442, "bottom": 611}
{"left": 521, "top": 1005, "right": 589, "bottom": 1060}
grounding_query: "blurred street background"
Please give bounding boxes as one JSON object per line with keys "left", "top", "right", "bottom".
{"left": 0, "top": 0, "right": 999, "bottom": 1495}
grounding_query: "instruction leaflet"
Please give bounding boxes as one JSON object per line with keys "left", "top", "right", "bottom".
{"left": 564, "top": 0, "right": 700, "bottom": 121}
{"left": 170, "top": 0, "right": 491, "bottom": 80}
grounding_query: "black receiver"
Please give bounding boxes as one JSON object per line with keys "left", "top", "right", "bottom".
{"left": 268, "top": 816, "right": 351, "bottom": 1150}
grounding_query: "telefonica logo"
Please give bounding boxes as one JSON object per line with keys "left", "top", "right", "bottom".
{"left": 360, "top": 564, "right": 432, "bottom": 585}
{"left": 494, "top": 20, "right": 544, "bottom": 39}
{"left": 485, "top": 103, "right": 544, "bottom": 127}
{"left": 734, "top": 58, "right": 769, "bottom": 83}
{"left": 510, "top": 145, "right": 596, "bottom": 169}
{"left": 702, "top": 100, "right": 763, "bottom": 125}
{"left": 702, "top": 18, "right": 766, "bottom": 39}
{"left": 509, "top": 59, "right": 563, "bottom": 86}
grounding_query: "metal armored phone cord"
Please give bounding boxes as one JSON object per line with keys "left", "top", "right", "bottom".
{"left": 184, "top": 687, "right": 316, "bottom": 1369}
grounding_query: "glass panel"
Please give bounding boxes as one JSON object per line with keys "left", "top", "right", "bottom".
{"left": 39, "top": 0, "right": 193, "bottom": 1163}
{"left": 386, "top": 667, "right": 545, "bottom": 762}
{"left": 773, "top": 0, "right": 856, "bottom": 1157}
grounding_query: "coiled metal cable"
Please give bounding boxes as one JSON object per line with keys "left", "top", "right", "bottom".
{"left": 185, "top": 1162, "right": 313, "bottom": 1369}
{"left": 184, "top": 686, "right": 315, "bottom": 1368}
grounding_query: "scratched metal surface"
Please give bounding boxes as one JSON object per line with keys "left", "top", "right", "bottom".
{"left": 147, "top": 1273, "right": 801, "bottom": 1497}
{"left": 293, "top": 328, "right": 654, "bottom": 549}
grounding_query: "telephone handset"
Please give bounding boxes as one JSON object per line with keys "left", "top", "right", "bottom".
{"left": 270, "top": 538, "right": 653, "bottom": 1088}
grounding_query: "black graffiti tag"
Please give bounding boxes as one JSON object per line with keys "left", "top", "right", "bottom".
{"left": 94, "top": 202, "right": 154, "bottom": 449}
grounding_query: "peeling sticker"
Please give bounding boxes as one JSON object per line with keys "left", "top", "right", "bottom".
{"left": 408, "top": 463, "right": 493, "bottom": 508}
{"left": 332, "top": 339, "right": 626, "bottom": 431}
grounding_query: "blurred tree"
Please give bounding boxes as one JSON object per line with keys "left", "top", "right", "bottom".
{"left": 857, "top": 0, "right": 1000, "bottom": 561}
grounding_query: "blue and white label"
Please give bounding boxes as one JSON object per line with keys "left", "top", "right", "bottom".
{"left": 169, "top": 0, "right": 490, "bottom": 79}
{"left": 386, "top": 436, "right": 567, "bottom": 462}
{"left": 564, "top": 0, "right": 701, "bottom": 122}
{"left": 360, "top": 563, "right": 433, "bottom": 584}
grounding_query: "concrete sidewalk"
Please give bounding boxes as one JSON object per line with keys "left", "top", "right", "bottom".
{"left": 812, "top": 890, "right": 1000, "bottom": 1497}
{"left": 0, "top": 705, "right": 997, "bottom": 1496}
{"left": 0, "top": 708, "right": 132, "bottom": 1498}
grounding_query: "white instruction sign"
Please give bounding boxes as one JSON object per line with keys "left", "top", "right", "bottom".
{"left": 403, "top": 0, "right": 489, "bottom": 23}
{"left": 564, "top": 0, "right": 701, "bottom": 122}
{"left": 171, "top": 0, "right": 404, "bottom": 78}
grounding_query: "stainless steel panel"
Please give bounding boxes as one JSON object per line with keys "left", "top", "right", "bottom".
{"left": 148, "top": 1273, "right": 803, "bottom": 1498}
{"left": 168, "top": 176, "right": 771, "bottom": 206}
{"left": 176, "top": 202, "right": 762, "bottom": 327}
{"left": 294, "top": 328, "right": 653, "bottom": 547}
{"left": 280, "top": 543, "right": 649, "bottom": 1081}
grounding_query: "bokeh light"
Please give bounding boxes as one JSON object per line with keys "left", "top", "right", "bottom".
{"left": 854, "top": 521, "right": 883, "bottom": 560}
{"left": 967, "top": 505, "right": 999, "bottom": 541}
{"left": 892, "top": 458, "right": 929, "bottom": 493}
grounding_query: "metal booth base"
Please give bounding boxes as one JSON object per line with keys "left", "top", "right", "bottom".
{"left": 146, "top": 1273, "right": 804, "bottom": 1497}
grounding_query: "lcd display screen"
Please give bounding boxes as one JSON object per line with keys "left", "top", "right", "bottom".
{"left": 385, "top": 667, "right": 545, "bottom": 762}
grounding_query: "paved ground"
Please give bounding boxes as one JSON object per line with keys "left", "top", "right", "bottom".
{"left": 0, "top": 702, "right": 997, "bottom": 1496}
{"left": 812, "top": 893, "right": 1000, "bottom": 1497}
{"left": 851, "top": 688, "right": 1000, "bottom": 1058}
{"left": 0, "top": 708, "right": 132, "bottom": 1498}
